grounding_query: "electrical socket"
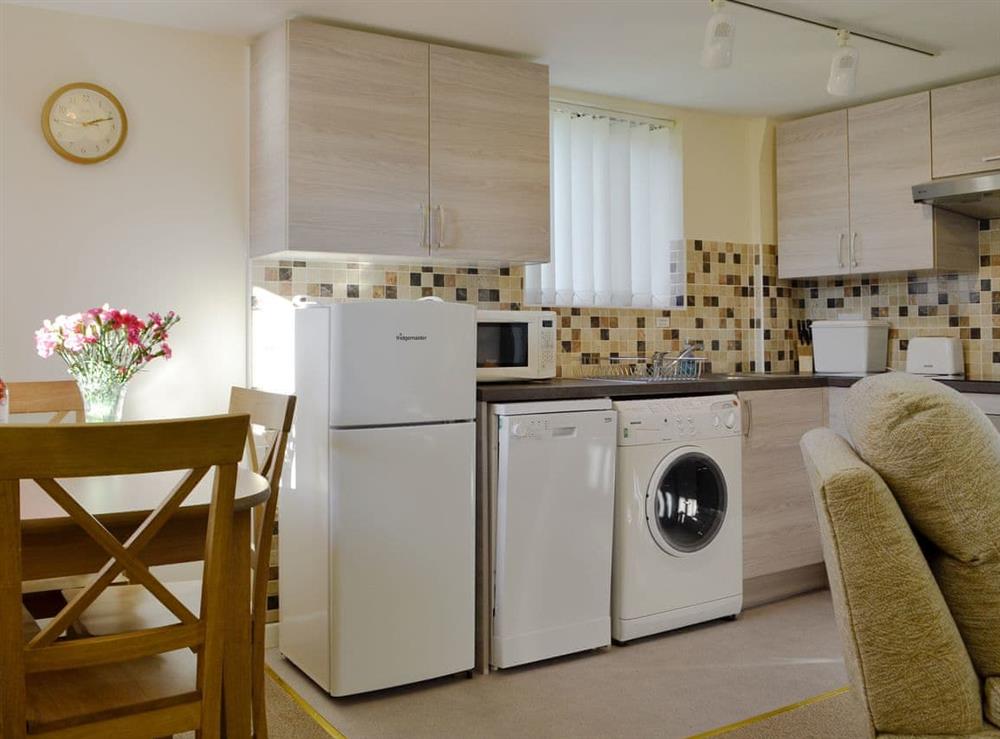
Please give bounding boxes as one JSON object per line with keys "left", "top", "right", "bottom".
{"left": 655, "top": 317, "right": 671, "bottom": 328}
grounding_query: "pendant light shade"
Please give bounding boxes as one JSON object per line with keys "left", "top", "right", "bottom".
{"left": 701, "top": 0, "right": 735, "bottom": 70}
{"left": 827, "top": 29, "right": 859, "bottom": 96}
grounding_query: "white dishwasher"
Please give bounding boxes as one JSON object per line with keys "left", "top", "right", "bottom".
{"left": 489, "top": 399, "right": 617, "bottom": 668}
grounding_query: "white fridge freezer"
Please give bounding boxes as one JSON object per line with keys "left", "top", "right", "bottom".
{"left": 278, "top": 301, "right": 476, "bottom": 696}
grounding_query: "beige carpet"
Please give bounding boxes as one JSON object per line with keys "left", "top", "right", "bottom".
{"left": 262, "top": 667, "right": 343, "bottom": 738}
{"left": 179, "top": 670, "right": 338, "bottom": 738}
{"left": 255, "top": 672, "right": 869, "bottom": 739}
{"left": 695, "top": 687, "right": 869, "bottom": 738}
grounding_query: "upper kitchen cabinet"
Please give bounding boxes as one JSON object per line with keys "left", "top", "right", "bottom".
{"left": 931, "top": 75, "right": 1000, "bottom": 178}
{"left": 850, "top": 93, "right": 977, "bottom": 274}
{"left": 257, "top": 22, "right": 430, "bottom": 258}
{"left": 250, "top": 20, "right": 550, "bottom": 263}
{"left": 777, "top": 91, "right": 978, "bottom": 279}
{"left": 429, "top": 46, "right": 549, "bottom": 263}
{"left": 776, "top": 110, "right": 850, "bottom": 279}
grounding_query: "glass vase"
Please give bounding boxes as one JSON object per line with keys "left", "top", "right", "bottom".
{"left": 76, "top": 377, "right": 127, "bottom": 423}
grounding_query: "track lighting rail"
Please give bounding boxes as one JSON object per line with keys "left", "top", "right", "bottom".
{"left": 728, "top": 0, "right": 937, "bottom": 57}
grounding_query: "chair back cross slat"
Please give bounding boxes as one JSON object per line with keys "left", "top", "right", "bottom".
{"left": 28, "top": 471, "right": 207, "bottom": 649}
{"left": 38, "top": 466, "right": 211, "bottom": 646}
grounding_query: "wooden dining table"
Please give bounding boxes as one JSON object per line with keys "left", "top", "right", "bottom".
{"left": 19, "top": 467, "right": 269, "bottom": 737}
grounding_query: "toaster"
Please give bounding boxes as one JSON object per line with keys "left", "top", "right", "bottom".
{"left": 905, "top": 337, "right": 964, "bottom": 379}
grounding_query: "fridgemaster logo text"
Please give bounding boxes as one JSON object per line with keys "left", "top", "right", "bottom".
{"left": 396, "top": 333, "right": 428, "bottom": 342}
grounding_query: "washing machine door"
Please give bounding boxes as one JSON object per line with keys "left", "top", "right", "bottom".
{"left": 645, "top": 447, "right": 728, "bottom": 557}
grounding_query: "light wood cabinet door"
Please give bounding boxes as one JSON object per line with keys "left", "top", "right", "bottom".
{"left": 740, "top": 388, "right": 827, "bottom": 580}
{"left": 429, "top": 45, "right": 550, "bottom": 263}
{"left": 777, "top": 111, "right": 850, "bottom": 279}
{"left": 932, "top": 75, "right": 1000, "bottom": 178}
{"left": 849, "top": 92, "right": 935, "bottom": 273}
{"left": 287, "top": 22, "right": 430, "bottom": 257}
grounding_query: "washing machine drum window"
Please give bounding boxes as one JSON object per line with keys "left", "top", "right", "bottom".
{"left": 647, "top": 451, "right": 727, "bottom": 555}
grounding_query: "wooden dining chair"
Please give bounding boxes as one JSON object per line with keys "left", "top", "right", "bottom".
{"left": 229, "top": 386, "right": 296, "bottom": 739}
{"left": 7, "top": 380, "right": 83, "bottom": 423}
{"left": 12, "top": 382, "right": 89, "bottom": 603}
{"left": 0, "top": 414, "right": 249, "bottom": 738}
{"left": 63, "top": 387, "right": 296, "bottom": 739}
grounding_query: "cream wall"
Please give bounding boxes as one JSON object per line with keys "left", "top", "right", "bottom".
{"left": 551, "top": 86, "right": 776, "bottom": 245}
{"left": 0, "top": 4, "right": 248, "bottom": 419}
{"left": 745, "top": 117, "right": 777, "bottom": 245}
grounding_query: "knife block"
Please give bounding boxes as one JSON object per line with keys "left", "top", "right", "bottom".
{"left": 797, "top": 344, "right": 814, "bottom": 374}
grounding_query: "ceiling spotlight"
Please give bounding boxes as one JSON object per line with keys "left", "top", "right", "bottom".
{"left": 827, "top": 28, "right": 859, "bottom": 96}
{"left": 701, "top": 0, "right": 735, "bottom": 70}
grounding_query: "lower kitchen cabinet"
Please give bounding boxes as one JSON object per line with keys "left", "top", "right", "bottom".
{"left": 739, "top": 388, "right": 827, "bottom": 582}
{"left": 827, "top": 386, "right": 850, "bottom": 440}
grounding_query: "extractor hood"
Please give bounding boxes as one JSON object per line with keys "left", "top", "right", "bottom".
{"left": 912, "top": 171, "right": 1000, "bottom": 220}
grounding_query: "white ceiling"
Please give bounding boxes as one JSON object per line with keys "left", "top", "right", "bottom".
{"left": 6, "top": 0, "right": 1000, "bottom": 116}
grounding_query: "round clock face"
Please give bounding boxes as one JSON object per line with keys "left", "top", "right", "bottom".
{"left": 42, "top": 83, "right": 127, "bottom": 164}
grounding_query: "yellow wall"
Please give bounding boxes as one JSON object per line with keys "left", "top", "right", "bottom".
{"left": 551, "top": 87, "right": 776, "bottom": 245}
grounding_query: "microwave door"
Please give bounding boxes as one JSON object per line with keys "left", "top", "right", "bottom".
{"left": 477, "top": 322, "right": 530, "bottom": 370}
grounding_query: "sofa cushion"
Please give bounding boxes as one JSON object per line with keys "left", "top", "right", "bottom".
{"left": 931, "top": 555, "right": 1000, "bottom": 677}
{"left": 988, "top": 677, "right": 1000, "bottom": 729}
{"left": 844, "top": 373, "right": 1000, "bottom": 564}
{"left": 801, "top": 428, "right": 982, "bottom": 736}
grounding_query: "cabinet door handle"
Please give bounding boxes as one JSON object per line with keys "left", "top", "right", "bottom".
{"left": 850, "top": 232, "right": 859, "bottom": 269}
{"left": 743, "top": 398, "right": 752, "bottom": 440}
{"left": 419, "top": 204, "right": 429, "bottom": 251}
{"left": 838, "top": 233, "right": 845, "bottom": 268}
{"left": 983, "top": 155, "right": 1000, "bottom": 163}
{"left": 436, "top": 205, "right": 446, "bottom": 250}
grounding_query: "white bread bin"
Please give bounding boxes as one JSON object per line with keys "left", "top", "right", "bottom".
{"left": 811, "top": 319, "right": 890, "bottom": 374}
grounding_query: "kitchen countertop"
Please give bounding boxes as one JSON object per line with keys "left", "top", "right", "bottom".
{"left": 477, "top": 373, "right": 1000, "bottom": 403}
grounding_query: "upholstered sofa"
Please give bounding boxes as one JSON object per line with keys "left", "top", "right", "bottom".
{"left": 801, "top": 372, "right": 1000, "bottom": 738}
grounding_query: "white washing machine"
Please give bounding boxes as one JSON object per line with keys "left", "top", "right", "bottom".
{"left": 612, "top": 395, "right": 742, "bottom": 642}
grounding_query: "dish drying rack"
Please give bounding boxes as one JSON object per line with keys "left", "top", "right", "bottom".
{"left": 568, "top": 346, "right": 707, "bottom": 381}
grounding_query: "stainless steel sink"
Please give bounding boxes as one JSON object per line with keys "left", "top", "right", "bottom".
{"left": 581, "top": 372, "right": 768, "bottom": 384}
{"left": 582, "top": 375, "right": 707, "bottom": 384}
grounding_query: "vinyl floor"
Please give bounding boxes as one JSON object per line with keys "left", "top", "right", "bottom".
{"left": 267, "top": 589, "right": 850, "bottom": 739}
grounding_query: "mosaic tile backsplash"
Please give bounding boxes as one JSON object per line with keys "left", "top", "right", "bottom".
{"left": 253, "top": 239, "right": 791, "bottom": 376}
{"left": 253, "top": 219, "right": 999, "bottom": 379}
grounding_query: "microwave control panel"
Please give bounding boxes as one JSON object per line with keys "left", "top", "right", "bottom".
{"left": 540, "top": 315, "right": 557, "bottom": 376}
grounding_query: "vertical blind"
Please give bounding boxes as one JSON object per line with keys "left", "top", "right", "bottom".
{"left": 525, "top": 107, "right": 684, "bottom": 308}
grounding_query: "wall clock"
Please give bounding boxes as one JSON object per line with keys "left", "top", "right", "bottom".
{"left": 41, "top": 82, "right": 128, "bottom": 164}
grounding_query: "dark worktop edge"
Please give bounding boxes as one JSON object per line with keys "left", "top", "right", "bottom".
{"left": 478, "top": 374, "right": 1000, "bottom": 403}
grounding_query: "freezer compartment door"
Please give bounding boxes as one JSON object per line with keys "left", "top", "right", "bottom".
{"left": 328, "top": 301, "right": 476, "bottom": 427}
{"left": 329, "top": 422, "right": 475, "bottom": 695}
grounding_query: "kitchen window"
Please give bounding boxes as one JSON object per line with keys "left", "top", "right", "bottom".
{"left": 525, "top": 103, "right": 684, "bottom": 308}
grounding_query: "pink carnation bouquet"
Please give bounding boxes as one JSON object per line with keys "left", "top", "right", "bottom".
{"left": 35, "top": 305, "right": 180, "bottom": 421}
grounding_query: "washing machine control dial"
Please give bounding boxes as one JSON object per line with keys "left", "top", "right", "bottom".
{"left": 511, "top": 423, "right": 527, "bottom": 438}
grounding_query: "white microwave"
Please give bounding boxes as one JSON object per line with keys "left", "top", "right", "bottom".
{"left": 476, "top": 310, "right": 557, "bottom": 382}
